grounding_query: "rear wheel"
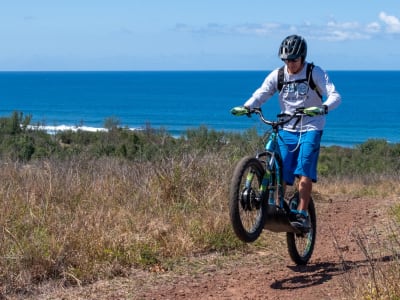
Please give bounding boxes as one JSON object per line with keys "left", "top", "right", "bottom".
{"left": 286, "top": 193, "right": 316, "bottom": 265}
{"left": 229, "top": 156, "right": 267, "bottom": 242}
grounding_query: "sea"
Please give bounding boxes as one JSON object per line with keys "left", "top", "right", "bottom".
{"left": 0, "top": 70, "right": 398, "bottom": 148}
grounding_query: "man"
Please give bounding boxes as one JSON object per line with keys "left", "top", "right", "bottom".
{"left": 240, "top": 35, "right": 341, "bottom": 230}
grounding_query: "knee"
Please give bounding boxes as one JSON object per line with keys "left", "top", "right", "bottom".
{"left": 299, "top": 176, "right": 312, "bottom": 188}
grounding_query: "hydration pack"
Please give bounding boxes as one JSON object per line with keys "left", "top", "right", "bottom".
{"left": 277, "top": 62, "right": 322, "bottom": 99}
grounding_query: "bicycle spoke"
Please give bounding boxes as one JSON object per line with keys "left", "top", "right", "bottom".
{"left": 229, "top": 156, "right": 266, "bottom": 243}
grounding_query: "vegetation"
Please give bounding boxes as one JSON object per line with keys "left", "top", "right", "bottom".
{"left": 0, "top": 111, "right": 399, "bottom": 298}
{"left": 319, "top": 141, "right": 400, "bottom": 178}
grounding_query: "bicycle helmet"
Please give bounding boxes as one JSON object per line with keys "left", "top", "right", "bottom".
{"left": 278, "top": 35, "right": 307, "bottom": 61}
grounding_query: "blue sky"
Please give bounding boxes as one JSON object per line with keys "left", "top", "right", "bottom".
{"left": 1, "top": 1, "right": 400, "bottom": 71}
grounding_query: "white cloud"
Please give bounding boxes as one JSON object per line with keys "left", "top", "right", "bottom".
{"left": 327, "top": 21, "right": 360, "bottom": 30}
{"left": 322, "top": 20, "right": 371, "bottom": 41}
{"left": 175, "top": 11, "right": 400, "bottom": 41}
{"left": 366, "top": 22, "right": 381, "bottom": 33}
{"left": 379, "top": 12, "right": 400, "bottom": 33}
{"left": 234, "top": 23, "right": 282, "bottom": 36}
{"left": 175, "top": 22, "right": 282, "bottom": 35}
{"left": 319, "top": 30, "right": 370, "bottom": 42}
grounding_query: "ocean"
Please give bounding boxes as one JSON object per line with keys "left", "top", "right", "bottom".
{"left": 0, "top": 70, "right": 398, "bottom": 147}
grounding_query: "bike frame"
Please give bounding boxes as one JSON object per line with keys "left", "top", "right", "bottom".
{"left": 249, "top": 108, "right": 311, "bottom": 233}
{"left": 251, "top": 108, "right": 304, "bottom": 210}
{"left": 257, "top": 130, "right": 285, "bottom": 207}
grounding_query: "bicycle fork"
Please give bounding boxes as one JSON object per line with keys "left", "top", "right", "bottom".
{"left": 260, "top": 155, "right": 285, "bottom": 209}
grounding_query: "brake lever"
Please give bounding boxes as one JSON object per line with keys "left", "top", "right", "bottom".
{"left": 295, "top": 107, "right": 305, "bottom": 114}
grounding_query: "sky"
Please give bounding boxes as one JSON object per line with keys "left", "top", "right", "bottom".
{"left": 1, "top": 1, "right": 400, "bottom": 71}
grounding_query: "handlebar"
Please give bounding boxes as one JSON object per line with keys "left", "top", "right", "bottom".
{"left": 230, "top": 106, "right": 326, "bottom": 129}
{"left": 250, "top": 107, "right": 306, "bottom": 128}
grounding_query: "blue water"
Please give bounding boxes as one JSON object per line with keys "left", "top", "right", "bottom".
{"left": 0, "top": 70, "right": 398, "bottom": 147}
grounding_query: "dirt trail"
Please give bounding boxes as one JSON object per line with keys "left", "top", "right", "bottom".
{"left": 13, "top": 194, "right": 397, "bottom": 300}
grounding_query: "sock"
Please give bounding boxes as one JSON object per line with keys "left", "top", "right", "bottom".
{"left": 298, "top": 210, "right": 308, "bottom": 217}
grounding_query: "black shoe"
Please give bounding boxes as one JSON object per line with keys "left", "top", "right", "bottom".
{"left": 290, "top": 213, "right": 311, "bottom": 231}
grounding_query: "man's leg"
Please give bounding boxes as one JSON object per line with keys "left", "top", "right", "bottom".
{"left": 290, "top": 131, "right": 322, "bottom": 230}
{"left": 294, "top": 131, "right": 322, "bottom": 212}
{"left": 290, "top": 175, "right": 312, "bottom": 230}
{"left": 297, "top": 176, "right": 312, "bottom": 211}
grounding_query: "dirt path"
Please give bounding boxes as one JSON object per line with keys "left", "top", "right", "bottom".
{"left": 14, "top": 194, "right": 397, "bottom": 300}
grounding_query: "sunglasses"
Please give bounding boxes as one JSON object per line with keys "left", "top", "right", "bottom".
{"left": 283, "top": 58, "right": 301, "bottom": 63}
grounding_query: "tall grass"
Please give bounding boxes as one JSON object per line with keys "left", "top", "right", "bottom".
{"left": 0, "top": 112, "right": 399, "bottom": 297}
{"left": 0, "top": 153, "right": 246, "bottom": 293}
{"left": 334, "top": 216, "right": 400, "bottom": 300}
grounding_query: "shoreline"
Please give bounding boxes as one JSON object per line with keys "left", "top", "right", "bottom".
{"left": 25, "top": 123, "right": 393, "bottom": 149}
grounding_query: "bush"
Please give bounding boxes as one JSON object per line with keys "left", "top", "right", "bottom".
{"left": 0, "top": 112, "right": 400, "bottom": 178}
{"left": 318, "top": 139, "right": 400, "bottom": 178}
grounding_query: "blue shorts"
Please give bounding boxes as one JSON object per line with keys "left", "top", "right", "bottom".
{"left": 277, "top": 130, "right": 323, "bottom": 185}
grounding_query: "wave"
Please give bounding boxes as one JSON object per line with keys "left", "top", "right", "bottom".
{"left": 27, "top": 125, "right": 142, "bottom": 134}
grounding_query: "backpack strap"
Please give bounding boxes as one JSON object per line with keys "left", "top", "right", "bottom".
{"left": 306, "top": 63, "right": 322, "bottom": 99}
{"left": 277, "top": 66, "right": 284, "bottom": 92}
{"left": 277, "top": 63, "right": 322, "bottom": 99}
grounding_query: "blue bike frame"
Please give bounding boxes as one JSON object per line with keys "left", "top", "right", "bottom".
{"left": 257, "top": 131, "right": 285, "bottom": 208}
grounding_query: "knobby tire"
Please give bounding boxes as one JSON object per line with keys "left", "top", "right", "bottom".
{"left": 286, "top": 193, "right": 317, "bottom": 265}
{"left": 229, "top": 156, "right": 267, "bottom": 243}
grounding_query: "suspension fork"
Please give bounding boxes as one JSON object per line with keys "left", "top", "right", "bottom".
{"left": 260, "top": 169, "right": 271, "bottom": 194}
{"left": 245, "top": 170, "right": 255, "bottom": 189}
{"left": 274, "top": 153, "right": 285, "bottom": 208}
{"left": 259, "top": 151, "right": 285, "bottom": 207}
{"left": 255, "top": 151, "right": 274, "bottom": 204}
{"left": 269, "top": 131, "right": 286, "bottom": 208}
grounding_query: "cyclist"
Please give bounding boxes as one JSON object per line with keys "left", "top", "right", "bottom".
{"left": 241, "top": 34, "right": 341, "bottom": 230}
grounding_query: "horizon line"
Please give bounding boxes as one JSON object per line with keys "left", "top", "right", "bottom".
{"left": 0, "top": 69, "right": 398, "bottom": 72}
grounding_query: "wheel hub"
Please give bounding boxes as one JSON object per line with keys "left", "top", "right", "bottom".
{"left": 240, "top": 188, "right": 259, "bottom": 211}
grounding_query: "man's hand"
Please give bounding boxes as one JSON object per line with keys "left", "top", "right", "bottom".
{"left": 304, "top": 106, "right": 327, "bottom": 116}
{"left": 230, "top": 106, "right": 250, "bottom": 116}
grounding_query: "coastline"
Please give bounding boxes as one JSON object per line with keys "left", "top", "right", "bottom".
{"left": 25, "top": 123, "right": 393, "bottom": 149}
{"left": 1, "top": 70, "right": 400, "bottom": 149}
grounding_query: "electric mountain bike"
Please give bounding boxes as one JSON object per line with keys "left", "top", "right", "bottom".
{"left": 229, "top": 107, "right": 317, "bottom": 265}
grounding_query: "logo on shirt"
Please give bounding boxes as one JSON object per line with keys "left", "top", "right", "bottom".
{"left": 282, "top": 82, "right": 309, "bottom": 96}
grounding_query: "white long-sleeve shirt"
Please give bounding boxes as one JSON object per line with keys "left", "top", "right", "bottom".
{"left": 244, "top": 62, "right": 342, "bottom": 132}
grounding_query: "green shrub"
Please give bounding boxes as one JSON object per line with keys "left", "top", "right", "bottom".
{"left": 318, "top": 140, "right": 400, "bottom": 178}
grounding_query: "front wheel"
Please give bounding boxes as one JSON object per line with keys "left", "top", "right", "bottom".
{"left": 229, "top": 156, "right": 267, "bottom": 243}
{"left": 286, "top": 193, "right": 317, "bottom": 265}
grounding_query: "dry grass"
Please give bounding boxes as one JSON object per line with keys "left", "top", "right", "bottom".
{"left": 315, "top": 174, "right": 400, "bottom": 199}
{"left": 333, "top": 221, "right": 400, "bottom": 300}
{"left": 319, "top": 176, "right": 400, "bottom": 300}
{"left": 0, "top": 153, "right": 244, "bottom": 293}
{"left": 0, "top": 154, "right": 399, "bottom": 298}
